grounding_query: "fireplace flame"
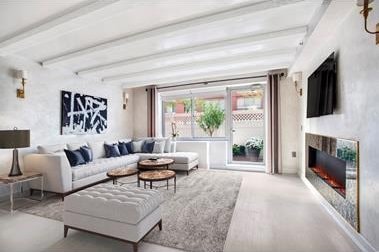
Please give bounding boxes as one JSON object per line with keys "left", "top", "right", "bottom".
{"left": 311, "top": 166, "right": 345, "bottom": 196}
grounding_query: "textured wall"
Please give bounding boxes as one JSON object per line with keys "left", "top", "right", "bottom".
{"left": 291, "top": 1, "right": 379, "bottom": 249}
{"left": 133, "top": 87, "right": 148, "bottom": 137}
{"left": 280, "top": 78, "right": 300, "bottom": 173}
{"left": 0, "top": 55, "right": 133, "bottom": 193}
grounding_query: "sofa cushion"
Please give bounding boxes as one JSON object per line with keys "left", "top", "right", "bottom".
{"left": 71, "top": 154, "right": 140, "bottom": 181}
{"left": 64, "top": 149, "right": 86, "bottom": 167}
{"left": 118, "top": 142, "right": 129, "bottom": 156}
{"left": 104, "top": 144, "right": 121, "bottom": 158}
{"left": 68, "top": 142, "right": 88, "bottom": 150}
{"left": 119, "top": 138, "right": 132, "bottom": 144}
{"left": 142, "top": 140, "right": 155, "bottom": 153}
{"left": 125, "top": 141, "right": 133, "bottom": 154}
{"left": 88, "top": 141, "right": 105, "bottom": 159}
{"left": 132, "top": 140, "right": 144, "bottom": 153}
{"left": 153, "top": 137, "right": 172, "bottom": 153}
{"left": 137, "top": 152, "right": 198, "bottom": 164}
{"left": 153, "top": 140, "right": 165, "bottom": 153}
{"left": 38, "top": 144, "right": 67, "bottom": 154}
{"left": 80, "top": 146, "right": 93, "bottom": 163}
{"left": 64, "top": 184, "right": 163, "bottom": 224}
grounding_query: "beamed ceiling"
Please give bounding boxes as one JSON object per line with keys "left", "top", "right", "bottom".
{"left": 0, "top": 0, "right": 327, "bottom": 88}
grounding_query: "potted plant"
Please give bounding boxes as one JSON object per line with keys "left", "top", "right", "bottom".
{"left": 245, "top": 137, "right": 263, "bottom": 160}
{"left": 233, "top": 144, "right": 246, "bottom": 156}
{"left": 171, "top": 122, "right": 179, "bottom": 141}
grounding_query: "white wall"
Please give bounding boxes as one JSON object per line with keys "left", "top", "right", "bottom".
{"left": 209, "top": 141, "right": 228, "bottom": 168}
{"left": 0, "top": 55, "right": 133, "bottom": 186}
{"left": 290, "top": 1, "right": 379, "bottom": 249}
{"left": 133, "top": 87, "right": 148, "bottom": 137}
{"left": 280, "top": 78, "right": 300, "bottom": 174}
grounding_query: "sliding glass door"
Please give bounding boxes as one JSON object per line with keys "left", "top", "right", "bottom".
{"left": 227, "top": 85, "right": 265, "bottom": 165}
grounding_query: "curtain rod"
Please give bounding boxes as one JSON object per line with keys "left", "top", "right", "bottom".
{"left": 156, "top": 75, "right": 267, "bottom": 90}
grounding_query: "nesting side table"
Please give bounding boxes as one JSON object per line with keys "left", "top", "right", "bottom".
{"left": 0, "top": 171, "right": 44, "bottom": 212}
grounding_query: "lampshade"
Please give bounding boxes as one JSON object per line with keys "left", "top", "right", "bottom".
{"left": 16, "top": 70, "right": 28, "bottom": 80}
{"left": 0, "top": 130, "right": 30, "bottom": 149}
{"left": 356, "top": 0, "right": 374, "bottom": 6}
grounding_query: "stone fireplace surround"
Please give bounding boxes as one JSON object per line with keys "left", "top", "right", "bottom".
{"left": 305, "top": 133, "right": 359, "bottom": 231}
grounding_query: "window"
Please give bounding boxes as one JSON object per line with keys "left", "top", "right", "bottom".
{"left": 163, "top": 98, "right": 192, "bottom": 138}
{"left": 235, "top": 90, "right": 263, "bottom": 110}
{"left": 162, "top": 93, "right": 226, "bottom": 139}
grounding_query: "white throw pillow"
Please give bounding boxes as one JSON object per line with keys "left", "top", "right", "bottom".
{"left": 132, "top": 140, "right": 144, "bottom": 153}
{"left": 88, "top": 141, "right": 105, "bottom": 159}
{"left": 153, "top": 140, "right": 165, "bottom": 153}
{"left": 37, "top": 144, "right": 67, "bottom": 154}
{"left": 154, "top": 137, "right": 171, "bottom": 153}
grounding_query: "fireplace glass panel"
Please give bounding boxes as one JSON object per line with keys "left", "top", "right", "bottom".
{"left": 305, "top": 133, "right": 359, "bottom": 231}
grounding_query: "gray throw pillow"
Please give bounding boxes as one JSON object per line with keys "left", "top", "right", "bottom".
{"left": 132, "top": 140, "right": 144, "bottom": 153}
{"left": 153, "top": 140, "right": 165, "bottom": 153}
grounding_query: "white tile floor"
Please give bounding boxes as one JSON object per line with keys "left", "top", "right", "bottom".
{"left": 0, "top": 172, "right": 360, "bottom": 252}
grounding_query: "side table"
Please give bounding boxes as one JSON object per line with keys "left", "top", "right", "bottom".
{"left": 106, "top": 167, "right": 138, "bottom": 185}
{"left": 0, "top": 172, "right": 44, "bottom": 212}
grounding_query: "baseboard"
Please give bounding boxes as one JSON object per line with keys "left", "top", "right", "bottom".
{"left": 301, "top": 176, "right": 377, "bottom": 252}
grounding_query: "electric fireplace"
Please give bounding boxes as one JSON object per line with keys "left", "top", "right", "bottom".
{"left": 305, "top": 133, "right": 359, "bottom": 231}
{"left": 308, "top": 147, "right": 346, "bottom": 197}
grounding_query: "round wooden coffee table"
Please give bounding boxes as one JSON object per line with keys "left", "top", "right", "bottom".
{"left": 138, "top": 158, "right": 174, "bottom": 171}
{"left": 138, "top": 170, "right": 176, "bottom": 193}
{"left": 107, "top": 167, "right": 138, "bottom": 185}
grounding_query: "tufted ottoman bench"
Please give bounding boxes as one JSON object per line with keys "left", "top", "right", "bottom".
{"left": 63, "top": 184, "right": 163, "bottom": 252}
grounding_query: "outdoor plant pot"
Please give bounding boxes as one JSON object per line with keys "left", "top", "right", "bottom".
{"left": 247, "top": 148, "right": 261, "bottom": 161}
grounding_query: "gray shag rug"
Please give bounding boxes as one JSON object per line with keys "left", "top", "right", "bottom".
{"left": 19, "top": 170, "right": 242, "bottom": 252}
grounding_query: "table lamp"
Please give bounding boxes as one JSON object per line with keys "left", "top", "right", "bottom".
{"left": 0, "top": 129, "right": 30, "bottom": 176}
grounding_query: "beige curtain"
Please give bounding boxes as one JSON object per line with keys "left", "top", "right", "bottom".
{"left": 146, "top": 86, "right": 157, "bottom": 137}
{"left": 266, "top": 73, "right": 282, "bottom": 174}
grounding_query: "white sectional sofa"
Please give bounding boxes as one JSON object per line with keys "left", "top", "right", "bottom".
{"left": 24, "top": 138, "right": 207, "bottom": 197}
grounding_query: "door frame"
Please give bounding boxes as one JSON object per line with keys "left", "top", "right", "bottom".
{"left": 226, "top": 84, "right": 266, "bottom": 166}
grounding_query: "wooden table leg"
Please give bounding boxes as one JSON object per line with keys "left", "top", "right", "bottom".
{"left": 150, "top": 181, "right": 152, "bottom": 189}
{"left": 137, "top": 169, "right": 140, "bottom": 187}
{"left": 167, "top": 179, "right": 169, "bottom": 190}
{"left": 174, "top": 176, "right": 176, "bottom": 193}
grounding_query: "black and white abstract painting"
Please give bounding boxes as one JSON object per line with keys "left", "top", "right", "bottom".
{"left": 61, "top": 91, "right": 107, "bottom": 135}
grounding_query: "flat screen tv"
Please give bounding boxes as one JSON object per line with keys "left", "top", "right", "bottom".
{"left": 307, "top": 52, "right": 337, "bottom": 118}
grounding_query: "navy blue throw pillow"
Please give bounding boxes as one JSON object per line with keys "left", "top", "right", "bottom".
{"left": 118, "top": 142, "right": 129, "bottom": 156}
{"left": 64, "top": 149, "right": 86, "bottom": 167}
{"left": 104, "top": 144, "right": 121, "bottom": 158}
{"left": 124, "top": 141, "right": 133, "bottom": 154}
{"left": 80, "top": 146, "right": 93, "bottom": 163}
{"left": 142, "top": 141, "right": 155, "bottom": 153}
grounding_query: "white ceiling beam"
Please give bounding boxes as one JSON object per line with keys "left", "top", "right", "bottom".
{"left": 121, "top": 64, "right": 288, "bottom": 88}
{"left": 77, "top": 26, "right": 307, "bottom": 77}
{"left": 0, "top": 0, "right": 122, "bottom": 55}
{"left": 103, "top": 48, "right": 296, "bottom": 83}
{"left": 42, "top": 0, "right": 304, "bottom": 67}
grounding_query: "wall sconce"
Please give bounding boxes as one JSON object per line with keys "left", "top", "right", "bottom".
{"left": 292, "top": 72, "right": 302, "bottom": 96}
{"left": 15, "top": 70, "right": 28, "bottom": 98}
{"left": 122, "top": 92, "right": 129, "bottom": 110}
{"left": 357, "top": 0, "right": 379, "bottom": 44}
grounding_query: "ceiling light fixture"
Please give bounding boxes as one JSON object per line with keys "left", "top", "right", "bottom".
{"left": 356, "top": 0, "right": 379, "bottom": 44}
